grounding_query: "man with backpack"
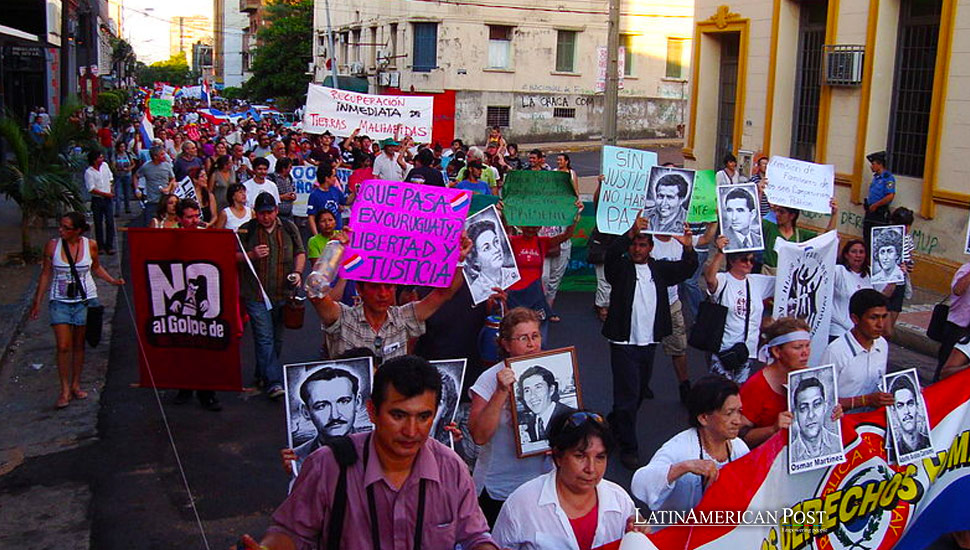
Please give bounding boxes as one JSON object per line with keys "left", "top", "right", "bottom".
{"left": 237, "top": 355, "right": 498, "bottom": 550}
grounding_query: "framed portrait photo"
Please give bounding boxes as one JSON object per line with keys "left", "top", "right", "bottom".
{"left": 788, "top": 364, "right": 846, "bottom": 474}
{"left": 883, "top": 369, "right": 934, "bottom": 464}
{"left": 643, "top": 166, "right": 695, "bottom": 235}
{"left": 429, "top": 359, "right": 467, "bottom": 449}
{"left": 283, "top": 357, "right": 374, "bottom": 477}
{"left": 464, "top": 204, "right": 520, "bottom": 305}
{"left": 506, "top": 347, "right": 582, "bottom": 458}
{"left": 717, "top": 183, "right": 765, "bottom": 253}
{"left": 870, "top": 225, "right": 906, "bottom": 285}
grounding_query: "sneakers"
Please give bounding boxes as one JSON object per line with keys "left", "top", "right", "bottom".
{"left": 267, "top": 385, "right": 285, "bottom": 400}
{"left": 679, "top": 380, "right": 692, "bottom": 405}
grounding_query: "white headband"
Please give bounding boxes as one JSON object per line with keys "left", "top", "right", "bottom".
{"left": 757, "top": 330, "right": 812, "bottom": 363}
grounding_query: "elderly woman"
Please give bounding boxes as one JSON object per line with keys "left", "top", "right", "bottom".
{"left": 738, "top": 318, "right": 842, "bottom": 448}
{"left": 493, "top": 411, "right": 637, "bottom": 549}
{"left": 631, "top": 376, "right": 749, "bottom": 517}
{"left": 466, "top": 219, "right": 517, "bottom": 304}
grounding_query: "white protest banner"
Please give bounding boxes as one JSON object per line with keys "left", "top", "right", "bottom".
{"left": 290, "top": 165, "right": 317, "bottom": 217}
{"left": 597, "top": 145, "right": 658, "bottom": 235}
{"left": 302, "top": 84, "right": 433, "bottom": 140}
{"left": 772, "top": 230, "right": 838, "bottom": 365}
{"left": 173, "top": 176, "right": 198, "bottom": 201}
{"left": 595, "top": 46, "right": 625, "bottom": 93}
{"left": 764, "top": 156, "right": 834, "bottom": 214}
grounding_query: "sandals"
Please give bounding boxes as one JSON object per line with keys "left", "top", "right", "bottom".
{"left": 55, "top": 395, "right": 70, "bottom": 409}
{"left": 71, "top": 388, "right": 89, "bottom": 400}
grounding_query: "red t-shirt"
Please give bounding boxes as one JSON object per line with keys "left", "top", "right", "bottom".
{"left": 739, "top": 369, "right": 787, "bottom": 428}
{"left": 347, "top": 166, "right": 373, "bottom": 194}
{"left": 569, "top": 503, "right": 599, "bottom": 550}
{"left": 98, "top": 127, "right": 113, "bottom": 148}
{"left": 509, "top": 235, "right": 552, "bottom": 290}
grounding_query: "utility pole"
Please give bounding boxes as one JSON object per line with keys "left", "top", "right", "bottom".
{"left": 602, "top": 0, "right": 620, "bottom": 146}
{"left": 324, "top": 0, "right": 340, "bottom": 89}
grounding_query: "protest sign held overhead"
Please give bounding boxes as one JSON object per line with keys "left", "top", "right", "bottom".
{"left": 597, "top": 145, "right": 658, "bottom": 234}
{"left": 686, "top": 170, "right": 717, "bottom": 223}
{"left": 764, "top": 156, "right": 835, "bottom": 214}
{"left": 148, "top": 98, "right": 173, "bottom": 118}
{"left": 339, "top": 180, "right": 470, "bottom": 287}
{"left": 302, "top": 84, "right": 433, "bottom": 140}
{"left": 129, "top": 229, "right": 243, "bottom": 392}
{"left": 173, "top": 177, "right": 198, "bottom": 202}
{"left": 643, "top": 166, "right": 695, "bottom": 235}
{"left": 503, "top": 170, "right": 577, "bottom": 227}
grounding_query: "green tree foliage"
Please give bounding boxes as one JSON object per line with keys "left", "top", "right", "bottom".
{"left": 0, "top": 103, "right": 91, "bottom": 259}
{"left": 246, "top": 0, "right": 312, "bottom": 109}
{"left": 136, "top": 54, "right": 198, "bottom": 86}
{"left": 96, "top": 91, "right": 123, "bottom": 114}
{"left": 221, "top": 86, "right": 246, "bottom": 101}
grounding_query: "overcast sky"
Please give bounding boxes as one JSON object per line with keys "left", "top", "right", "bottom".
{"left": 122, "top": 0, "right": 213, "bottom": 64}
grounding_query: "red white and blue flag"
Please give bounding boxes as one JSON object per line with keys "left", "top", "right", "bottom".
{"left": 635, "top": 369, "right": 970, "bottom": 550}
{"left": 138, "top": 112, "right": 154, "bottom": 149}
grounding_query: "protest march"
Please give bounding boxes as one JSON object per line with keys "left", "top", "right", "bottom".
{"left": 13, "top": 82, "right": 970, "bottom": 550}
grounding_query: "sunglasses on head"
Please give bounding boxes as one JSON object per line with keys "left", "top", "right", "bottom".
{"left": 565, "top": 411, "right": 605, "bottom": 429}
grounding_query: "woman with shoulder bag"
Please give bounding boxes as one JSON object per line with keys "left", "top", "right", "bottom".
{"left": 29, "top": 212, "right": 125, "bottom": 409}
{"left": 702, "top": 234, "right": 775, "bottom": 384}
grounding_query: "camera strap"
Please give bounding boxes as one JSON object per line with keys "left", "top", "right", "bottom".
{"left": 363, "top": 434, "right": 428, "bottom": 550}
{"left": 62, "top": 239, "right": 88, "bottom": 302}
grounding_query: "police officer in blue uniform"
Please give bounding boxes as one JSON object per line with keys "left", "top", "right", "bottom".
{"left": 863, "top": 151, "right": 895, "bottom": 250}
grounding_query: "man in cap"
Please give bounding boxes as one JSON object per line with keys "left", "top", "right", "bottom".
{"left": 373, "top": 137, "right": 410, "bottom": 181}
{"left": 237, "top": 193, "right": 306, "bottom": 399}
{"left": 863, "top": 151, "right": 895, "bottom": 250}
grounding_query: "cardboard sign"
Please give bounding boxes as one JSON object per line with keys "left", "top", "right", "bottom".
{"left": 469, "top": 193, "right": 500, "bottom": 216}
{"left": 148, "top": 98, "right": 173, "bottom": 118}
{"left": 597, "top": 145, "right": 658, "bottom": 234}
{"left": 686, "top": 170, "right": 717, "bottom": 223}
{"left": 503, "top": 170, "right": 577, "bottom": 227}
{"left": 290, "top": 165, "right": 317, "bottom": 218}
{"left": 302, "top": 84, "right": 433, "bottom": 140}
{"left": 764, "top": 156, "right": 834, "bottom": 214}
{"left": 173, "top": 177, "right": 197, "bottom": 201}
{"left": 339, "top": 179, "right": 470, "bottom": 287}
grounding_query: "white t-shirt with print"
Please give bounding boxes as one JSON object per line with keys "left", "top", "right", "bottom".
{"left": 711, "top": 273, "right": 775, "bottom": 356}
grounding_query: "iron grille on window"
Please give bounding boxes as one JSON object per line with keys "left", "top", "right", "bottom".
{"left": 888, "top": 0, "right": 941, "bottom": 178}
{"left": 790, "top": 1, "right": 827, "bottom": 162}
{"left": 553, "top": 108, "right": 576, "bottom": 118}
{"left": 487, "top": 106, "right": 510, "bottom": 128}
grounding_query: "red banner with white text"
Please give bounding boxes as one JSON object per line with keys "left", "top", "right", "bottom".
{"left": 129, "top": 228, "right": 243, "bottom": 391}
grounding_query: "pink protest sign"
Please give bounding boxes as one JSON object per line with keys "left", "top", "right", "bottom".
{"left": 340, "top": 179, "right": 471, "bottom": 287}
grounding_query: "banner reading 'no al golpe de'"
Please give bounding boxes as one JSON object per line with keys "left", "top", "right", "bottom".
{"left": 302, "top": 84, "right": 433, "bottom": 140}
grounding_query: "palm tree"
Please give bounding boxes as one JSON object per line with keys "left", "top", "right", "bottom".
{"left": 0, "top": 103, "right": 90, "bottom": 260}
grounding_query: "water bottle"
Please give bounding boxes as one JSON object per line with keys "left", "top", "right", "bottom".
{"left": 305, "top": 239, "right": 345, "bottom": 298}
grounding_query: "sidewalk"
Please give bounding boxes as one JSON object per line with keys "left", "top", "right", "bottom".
{"left": 519, "top": 136, "right": 684, "bottom": 154}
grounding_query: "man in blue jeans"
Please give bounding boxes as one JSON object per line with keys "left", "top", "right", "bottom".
{"left": 237, "top": 193, "right": 306, "bottom": 399}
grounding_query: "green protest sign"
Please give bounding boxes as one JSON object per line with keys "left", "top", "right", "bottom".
{"left": 502, "top": 170, "right": 576, "bottom": 226}
{"left": 687, "top": 169, "right": 718, "bottom": 223}
{"left": 468, "top": 193, "right": 499, "bottom": 217}
{"left": 149, "top": 98, "right": 173, "bottom": 118}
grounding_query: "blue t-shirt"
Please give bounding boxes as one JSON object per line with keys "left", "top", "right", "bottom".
{"left": 306, "top": 186, "right": 347, "bottom": 229}
{"left": 867, "top": 171, "right": 896, "bottom": 205}
{"left": 456, "top": 179, "right": 492, "bottom": 195}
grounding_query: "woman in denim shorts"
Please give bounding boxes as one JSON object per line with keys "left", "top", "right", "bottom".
{"left": 29, "top": 212, "right": 125, "bottom": 409}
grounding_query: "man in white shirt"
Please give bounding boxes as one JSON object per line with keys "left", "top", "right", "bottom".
{"left": 243, "top": 157, "right": 281, "bottom": 208}
{"left": 264, "top": 140, "right": 285, "bottom": 174}
{"left": 820, "top": 288, "right": 895, "bottom": 412}
{"left": 85, "top": 150, "right": 116, "bottom": 254}
{"left": 372, "top": 138, "right": 410, "bottom": 181}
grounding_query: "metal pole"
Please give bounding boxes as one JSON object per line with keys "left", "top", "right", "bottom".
{"left": 602, "top": 0, "right": 620, "bottom": 146}
{"left": 324, "top": 0, "right": 340, "bottom": 89}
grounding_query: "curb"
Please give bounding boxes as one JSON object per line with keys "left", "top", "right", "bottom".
{"left": 0, "top": 268, "right": 41, "bottom": 364}
{"left": 518, "top": 138, "right": 685, "bottom": 154}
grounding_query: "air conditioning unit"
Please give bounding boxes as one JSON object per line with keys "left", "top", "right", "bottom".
{"left": 378, "top": 71, "right": 400, "bottom": 87}
{"left": 337, "top": 63, "right": 350, "bottom": 75}
{"left": 823, "top": 45, "right": 864, "bottom": 86}
{"left": 377, "top": 48, "right": 391, "bottom": 67}
{"left": 349, "top": 61, "right": 365, "bottom": 75}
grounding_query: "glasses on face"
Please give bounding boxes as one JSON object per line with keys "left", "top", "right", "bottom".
{"left": 59, "top": 224, "right": 76, "bottom": 231}
{"left": 737, "top": 256, "right": 755, "bottom": 265}
{"left": 565, "top": 411, "right": 606, "bottom": 429}
{"left": 510, "top": 332, "right": 541, "bottom": 344}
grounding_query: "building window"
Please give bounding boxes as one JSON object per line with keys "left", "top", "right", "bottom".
{"left": 888, "top": 0, "right": 942, "bottom": 178}
{"left": 488, "top": 25, "right": 512, "bottom": 69}
{"left": 412, "top": 22, "right": 437, "bottom": 72}
{"left": 352, "top": 29, "right": 361, "bottom": 63}
{"left": 556, "top": 30, "right": 577, "bottom": 72}
{"left": 553, "top": 107, "right": 576, "bottom": 118}
{"left": 621, "top": 34, "right": 634, "bottom": 76}
{"left": 390, "top": 23, "right": 398, "bottom": 61}
{"left": 665, "top": 37, "right": 685, "bottom": 79}
{"left": 487, "top": 106, "right": 510, "bottom": 128}
{"left": 339, "top": 32, "right": 349, "bottom": 66}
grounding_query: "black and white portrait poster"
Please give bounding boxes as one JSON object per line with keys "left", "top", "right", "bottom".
{"left": 883, "top": 369, "right": 934, "bottom": 464}
{"left": 506, "top": 347, "right": 582, "bottom": 458}
{"left": 772, "top": 231, "right": 839, "bottom": 366}
{"left": 283, "top": 357, "right": 374, "bottom": 476}
{"left": 788, "top": 364, "right": 846, "bottom": 474}
{"left": 430, "top": 359, "right": 466, "bottom": 449}
{"left": 717, "top": 183, "right": 765, "bottom": 253}
{"left": 643, "top": 166, "right": 695, "bottom": 235}
{"left": 870, "top": 225, "right": 906, "bottom": 285}
{"left": 464, "top": 204, "right": 520, "bottom": 305}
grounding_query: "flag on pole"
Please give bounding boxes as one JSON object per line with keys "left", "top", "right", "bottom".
{"left": 202, "top": 79, "right": 212, "bottom": 108}
{"left": 139, "top": 112, "right": 155, "bottom": 148}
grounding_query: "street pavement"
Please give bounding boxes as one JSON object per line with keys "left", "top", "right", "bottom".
{"left": 0, "top": 203, "right": 959, "bottom": 549}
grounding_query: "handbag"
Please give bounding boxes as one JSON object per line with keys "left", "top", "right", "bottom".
{"left": 282, "top": 294, "right": 305, "bottom": 329}
{"left": 927, "top": 298, "right": 950, "bottom": 342}
{"left": 687, "top": 285, "right": 729, "bottom": 353}
{"left": 63, "top": 239, "right": 105, "bottom": 347}
{"left": 715, "top": 280, "right": 751, "bottom": 373}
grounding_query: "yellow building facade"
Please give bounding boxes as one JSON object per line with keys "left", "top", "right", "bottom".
{"left": 684, "top": 1, "right": 969, "bottom": 291}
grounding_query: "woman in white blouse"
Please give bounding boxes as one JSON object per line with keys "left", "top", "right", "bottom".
{"left": 631, "top": 376, "right": 749, "bottom": 519}
{"left": 493, "top": 411, "right": 639, "bottom": 550}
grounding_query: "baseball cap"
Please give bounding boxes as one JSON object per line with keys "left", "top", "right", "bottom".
{"left": 254, "top": 192, "right": 278, "bottom": 212}
{"left": 381, "top": 138, "right": 400, "bottom": 148}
